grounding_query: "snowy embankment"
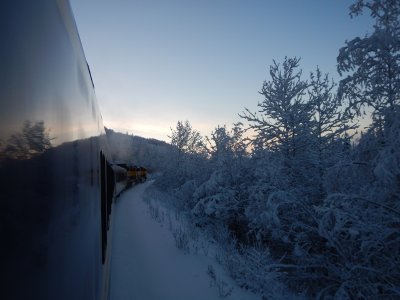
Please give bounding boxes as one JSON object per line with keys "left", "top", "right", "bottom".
{"left": 109, "top": 181, "right": 260, "bottom": 300}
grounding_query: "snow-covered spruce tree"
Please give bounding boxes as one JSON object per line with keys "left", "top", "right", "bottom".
{"left": 308, "top": 68, "right": 357, "bottom": 199}
{"left": 162, "top": 120, "right": 209, "bottom": 209}
{"left": 192, "top": 123, "right": 251, "bottom": 239}
{"left": 337, "top": 0, "right": 400, "bottom": 120}
{"left": 240, "top": 57, "right": 391, "bottom": 297}
{"left": 239, "top": 58, "right": 326, "bottom": 280}
{"left": 240, "top": 57, "right": 314, "bottom": 190}
{"left": 320, "top": 102, "right": 400, "bottom": 300}
{"left": 335, "top": 0, "right": 400, "bottom": 198}
{"left": 168, "top": 120, "right": 206, "bottom": 156}
{"left": 241, "top": 57, "right": 310, "bottom": 159}
{"left": 311, "top": 1, "right": 400, "bottom": 297}
{"left": 240, "top": 58, "right": 313, "bottom": 243}
{"left": 205, "top": 123, "right": 248, "bottom": 175}
{"left": 315, "top": 117, "right": 400, "bottom": 298}
{"left": 333, "top": 0, "right": 400, "bottom": 199}
{"left": 334, "top": 0, "right": 400, "bottom": 202}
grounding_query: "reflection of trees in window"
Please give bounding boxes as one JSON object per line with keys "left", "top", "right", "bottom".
{"left": 2, "top": 121, "right": 53, "bottom": 160}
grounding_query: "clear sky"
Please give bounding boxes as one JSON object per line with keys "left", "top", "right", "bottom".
{"left": 70, "top": 0, "right": 374, "bottom": 142}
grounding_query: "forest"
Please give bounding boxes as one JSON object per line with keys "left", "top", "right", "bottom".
{"left": 107, "top": 1, "right": 400, "bottom": 298}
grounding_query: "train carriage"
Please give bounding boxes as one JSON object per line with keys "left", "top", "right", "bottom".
{"left": 0, "top": 1, "right": 117, "bottom": 299}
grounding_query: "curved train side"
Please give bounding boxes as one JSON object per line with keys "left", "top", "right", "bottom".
{"left": 0, "top": 1, "right": 138, "bottom": 299}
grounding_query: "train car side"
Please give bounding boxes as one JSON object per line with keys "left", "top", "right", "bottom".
{"left": 0, "top": 1, "right": 115, "bottom": 299}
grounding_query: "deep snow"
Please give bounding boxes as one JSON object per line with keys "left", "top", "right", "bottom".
{"left": 108, "top": 181, "right": 260, "bottom": 300}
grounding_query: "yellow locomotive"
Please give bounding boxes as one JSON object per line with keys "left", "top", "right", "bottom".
{"left": 127, "top": 165, "right": 147, "bottom": 186}
{"left": 113, "top": 164, "right": 147, "bottom": 188}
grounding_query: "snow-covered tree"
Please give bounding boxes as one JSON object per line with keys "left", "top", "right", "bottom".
{"left": 308, "top": 68, "right": 357, "bottom": 197}
{"left": 337, "top": 0, "right": 400, "bottom": 119}
{"left": 206, "top": 125, "right": 232, "bottom": 164}
{"left": 316, "top": 108, "right": 400, "bottom": 297}
{"left": 206, "top": 123, "right": 247, "bottom": 165}
{"left": 168, "top": 120, "right": 205, "bottom": 155}
{"left": 240, "top": 57, "right": 319, "bottom": 199}
{"left": 192, "top": 123, "right": 250, "bottom": 230}
{"left": 240, "top": 57, "right": 311, "bottom": 164}
{"left": 162, "top": 120, "right": 209, "bottom": 201}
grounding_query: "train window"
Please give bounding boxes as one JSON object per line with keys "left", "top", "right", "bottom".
{"left": 100, "top": 151, "right": 116, "bottom": 264}
{"left": 100, "top": 151, "right": 107, "bottom": 264}
{"left": 106, "top": 161, "right": 115, "bottom": 229}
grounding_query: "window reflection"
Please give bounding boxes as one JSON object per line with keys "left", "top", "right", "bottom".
{"left": 0, "top": 121, "right": 101, "bottom": 298}
{"left": 1, "top": 120, "right": 53, "bottom": 160}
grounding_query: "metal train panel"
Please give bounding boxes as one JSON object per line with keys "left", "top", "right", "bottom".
{"left": 0, "top": 1, "right": 113, "bottom": 299}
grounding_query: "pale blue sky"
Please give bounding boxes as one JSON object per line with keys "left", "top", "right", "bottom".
{"left": 70, "top": 0, "right": 374, "bottom": 141}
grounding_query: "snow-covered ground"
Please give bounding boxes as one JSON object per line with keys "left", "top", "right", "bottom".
{"left": 109, "top": 181, "right": 260, "bottom": 300}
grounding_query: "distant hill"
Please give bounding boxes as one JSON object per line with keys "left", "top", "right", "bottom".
{"left": 105, "top": 128, "right": 174, "bottom": 173}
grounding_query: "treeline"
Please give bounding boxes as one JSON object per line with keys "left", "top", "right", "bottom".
{"left": 152, "top": 1, "right": 400, "bottom": 298}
